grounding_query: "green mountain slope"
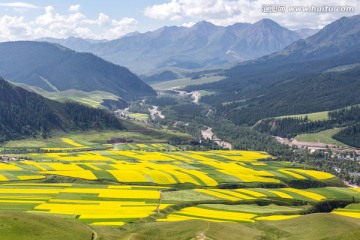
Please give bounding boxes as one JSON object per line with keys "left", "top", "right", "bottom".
{"left": 0, "top": 78, "right": 123, "bottom": 142}
{"left": 0, "top": 41, "right": 156, "bottom": 100}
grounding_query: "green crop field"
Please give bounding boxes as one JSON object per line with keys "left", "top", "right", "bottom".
{"left": 14, "top": 83, "right": 120, "bottom": 108}
{"left": 0, "top": 124, "right": 192, "bottom": 150}
{"left": 295, "top": 128, "right": 347, "bottom": 146}
{"left": 275, "top": 104, "right": 360, "bottom": 122}
{"left": 151, "top": 75, "right": 225, "bottom": 90}
{"left": 276, "top": 110, "right": 330, "bottom": 121}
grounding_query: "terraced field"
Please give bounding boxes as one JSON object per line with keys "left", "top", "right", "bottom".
{"left": 0, "top": 183, "right": 167, "bottom": 226}
{"left": 1, "top": 141, "right": 359, "bottom": 239}
{"left": 1, "top": 148, "right": 338, "bottom": 186}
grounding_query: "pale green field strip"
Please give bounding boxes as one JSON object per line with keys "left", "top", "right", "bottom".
{"left": 162, "top": 187, "right": 360, "bottom": 203}
{"left": 151, "top": 75, "right": 225, "bottom": 90}
{"left": 295, "top": 128, "right": 347, "bottom": 146}
{"left": 275, "top": 111, "right": 329, "bottom": 121}
{"left": 275, "top": 104, "right": 360, "bottom": 122}
{"left": 0, "top": 129, "right": 191, "bottom": 149}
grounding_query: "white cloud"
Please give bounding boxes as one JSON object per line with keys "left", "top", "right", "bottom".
{"left": 144, "top": 0, "right": 360, "bottom": 29}
{"left": 98, "top": 13, "right": 110, "bottom": 25}
{"left": 0, "top": 2, "right": 37, "bottom": 8}
{"left": 182, "top": 21, "right": 195, "bottom": 27}
{"left": 68, "top": 4, "right": 80, "bottom": 13}
{"left": 0, "top": 5, "right": 138, "bottom": 41}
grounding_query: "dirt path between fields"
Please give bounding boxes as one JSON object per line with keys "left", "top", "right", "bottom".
{"left": 86, "top": 225, "right": 98, "bottom": 240}
{"left": 195, "top": 222, "right": 213, "bottom": 240}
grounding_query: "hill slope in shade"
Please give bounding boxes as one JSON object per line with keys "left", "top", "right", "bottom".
{"left": 0, "top": 41, "right": 156, "bottom": 100}
{"left": 39, "top": 19, "right": 302, "bottom": 74}
{"left": 0, "top": 78, "right": 124, "bottom": 142}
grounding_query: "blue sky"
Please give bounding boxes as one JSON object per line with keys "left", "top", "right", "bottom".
{"left": 0, "top": 0, "right": 358, "bottom": 41}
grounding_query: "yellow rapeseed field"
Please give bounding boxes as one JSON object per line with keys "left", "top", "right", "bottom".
{"left": 235, "top": 189, "right": 266, "bottom": 198}
{"left": 291, "top": 169, "right": 334, "bottom": 180}
{"left": 283, "top": 188, "right": 325, "bottom": 201}
{"left": 268, "top": 190, "right": 293, "bottom": 199}
{"left": 0, "top": 163, "right": 21, "bottom": 170}
{"left": 108, "top": 170, "right": 149, "bottom": 183}
{"left": 0, "top": 174, "right": 8, "bottom": 181}
{"left": 332, "top": 210, "right": 360, "bottom": 218}
{"left": 159, "top": 206, "right": 256, "bottom": 223}
{"left": 278, "top": 169, "right": 306, "bottom": 179}
{"left": 61, "top": 138, "right": 85, "bottom": 147}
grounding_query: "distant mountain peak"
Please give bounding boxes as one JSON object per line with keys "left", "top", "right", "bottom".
{"left": 193, "top": 20, "right": 216, "bottom": 27}
{"left": 254, "top": 18, "right": 280, "bottom": 27}
{"left": 191, "top": 20, "right": 218, "bottom": 31}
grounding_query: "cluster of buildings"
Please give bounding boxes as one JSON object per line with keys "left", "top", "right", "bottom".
{"left": 0, "top": 155, "right": 19, "bottom": 163}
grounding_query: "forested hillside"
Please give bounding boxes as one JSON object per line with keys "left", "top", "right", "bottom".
{"left": 219, "top": 67, "right": 360, "bottom": 125}
{"left": 0, "top": 78, "right": 123, "bottom": 142}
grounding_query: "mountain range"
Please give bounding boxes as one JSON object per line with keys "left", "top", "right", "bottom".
{"left": 0, "top": 41, "right": 156, "bottom": 100}
{"left": 187, "top": 14, "right": 360, "bottom": 125}
{"left": 39, "top": 19, "right": 318, "bottom": 74}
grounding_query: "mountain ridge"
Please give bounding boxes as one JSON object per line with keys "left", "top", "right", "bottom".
{"left": 38, "top": 19, "right": 314, "bottom": 74}
{"left": 0, "top": 41, "right": 156, "bottom": 100}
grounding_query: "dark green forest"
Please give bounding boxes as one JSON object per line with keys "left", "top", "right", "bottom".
{"left": 212, "top": 67, "right": 360, "bottom": 126}
{"left": 333, "top": 124, "right": 360, "bottom": 148}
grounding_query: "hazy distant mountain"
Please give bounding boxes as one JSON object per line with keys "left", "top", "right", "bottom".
{"left": 38, "top": 37, "right": 94, "bottom": 51}
{"left": 270, "top": 15, "right": 360, "bottom": 60}
{"left": 39, "top": 19, "right": 302, "bottom": 74}
{"left": 294, "top": 28, "right": 320, "bottom": 39}
{"left": 37, "top": 37, "right": 107, "bottom": 52}
{"left": 0, "top": 78, "right": 123, "bottom": 142}
{"left": 0, "top": 41, "right": 156, "bottom": 100}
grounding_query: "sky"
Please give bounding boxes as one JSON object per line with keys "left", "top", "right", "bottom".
{"left": 0, "top": 0, "right": 359, "bottom": 41}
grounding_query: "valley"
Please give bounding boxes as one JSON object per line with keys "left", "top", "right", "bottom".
{"left": 0, "top": 4, "right": 359, "bottom": 239}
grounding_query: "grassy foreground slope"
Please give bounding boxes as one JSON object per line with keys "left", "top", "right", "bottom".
{"left": 95, "top": 214, "right": 360, "bottom": 240}
{"left": 4, "top": 212, "right": 360, "bottom": 240}
{"left": 0, "top": 211, "right": 91, "bottom": 240}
